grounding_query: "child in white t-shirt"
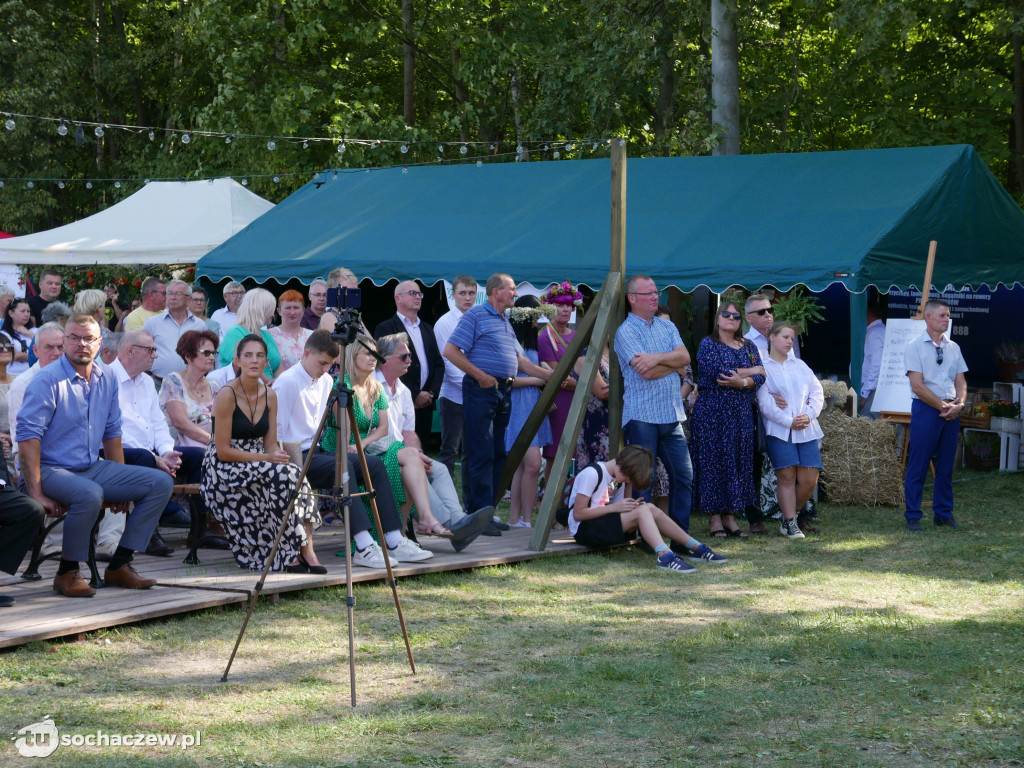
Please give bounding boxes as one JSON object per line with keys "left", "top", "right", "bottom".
{"left": 569, "top": 445, "right": 727, "bottom": 573}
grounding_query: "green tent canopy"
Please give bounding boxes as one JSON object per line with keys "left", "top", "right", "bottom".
{"left": 196, "top": 144, "right": 1024, "bottom": 293}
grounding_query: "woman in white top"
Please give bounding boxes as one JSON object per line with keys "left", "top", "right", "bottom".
{"left": 755, "top": 321, "right": 824, "bottom": 539}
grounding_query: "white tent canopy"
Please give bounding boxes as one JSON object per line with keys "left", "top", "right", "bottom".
{"left": 0, "top": 178, "right": 273, "bottom": 266}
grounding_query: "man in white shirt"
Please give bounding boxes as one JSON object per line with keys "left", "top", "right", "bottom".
{"left": 374, "top": 332, "right": 491, "bottom": 550}
{"left": 107, "top": 330, "right": 204, "bottom": 556}
{"left": 209, "top": 281, "right": 245, "bottom": 340}
{"left": 859, "top": 303, "right": 886, "bottom": 418}
{"left": 272, "top": 330, "right": 433, "bottom": 567}
{"left": 433, "top": 275, "right": 477, "bottom": 487}
{"left": 142, "top": 279, "right": 208, "bottom": 380}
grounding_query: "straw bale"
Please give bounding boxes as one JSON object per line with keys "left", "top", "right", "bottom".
{"left": 818, "top": 380, "right": 904, "bottom": 507}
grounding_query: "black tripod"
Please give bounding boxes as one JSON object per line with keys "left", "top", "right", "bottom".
{"left": 221, "top": 333, "right": 415, "bottom": 705}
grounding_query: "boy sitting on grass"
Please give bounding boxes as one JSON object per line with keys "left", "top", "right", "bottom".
{"left": 569, "top": 445, "right": 726, "bottom": 574}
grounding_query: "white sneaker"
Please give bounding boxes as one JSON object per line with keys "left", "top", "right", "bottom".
{"left": 390, "top": 538, "right": 433, "bottom": 563}
{"left": 352, "top": 542, "right": 387, "bottom": 568}
{"left": 510, "top": 520, "right": 532, "bottom": 528}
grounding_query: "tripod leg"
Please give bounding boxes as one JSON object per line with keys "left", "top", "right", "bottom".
{"left": 348, "top": 403, "right": 417, "bottom": 676}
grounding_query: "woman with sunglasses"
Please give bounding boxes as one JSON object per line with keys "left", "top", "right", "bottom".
{"left": 160, "top": 330, "right": 223, "bottom": 448}
{"left": 1, "top": 298, "right": 35, "bottom": 377}
{"left": 756, "top": 321, "right": 824, "bottom": 539}
{"left": 0, "top": 339, "right": 16, "bottom": 478}
{"left": 690, "top": 301, "right": 765, "bottom": 538}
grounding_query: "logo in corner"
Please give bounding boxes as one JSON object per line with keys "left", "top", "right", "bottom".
{"left": 14, "top": 718, "right": 59, "bottom": 758}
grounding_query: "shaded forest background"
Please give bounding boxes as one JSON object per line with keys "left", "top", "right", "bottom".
{"left": 1, "top": 0, "right": 1022, "bottom": 235}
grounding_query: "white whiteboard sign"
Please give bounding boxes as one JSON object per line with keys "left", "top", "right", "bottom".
{"left": 872, "top": 318, "right": 951, "bottom": 414}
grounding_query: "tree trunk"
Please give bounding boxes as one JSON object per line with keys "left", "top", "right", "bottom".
{"left": 403, "top": 0, "right": 415, "bottom": 127}
{"left": 1010, "top": 3, "right": 1024, "bottom": 194}
{"left": 654, "top": 3, "right": 676, "bottom": 149}
{"left": 711, "top": 0, "right": 739, "bottom": 155}
{"left": 511, "top": 68, "right": 528, "bottom": 160}
{"left": 452, "top": 47, "right": 470, "bottom": 142}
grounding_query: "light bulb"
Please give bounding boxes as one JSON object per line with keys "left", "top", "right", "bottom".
{"left": 95, "top": 125, "right": 105, "bottom": 137}
{"left": 619, "top": 138, "right": 626, "bottom": 146}
{"left": 57, "top": 120, "right": 68, "bottom": 136}
{"left": 26, "top": 181, "right": 34, "bottom": 188}
{"left": 86, "top": 181, "right": 93, "bottom": 188}
{"left": 272, "top": 175, "right": 280, "bottom": 183}
{"left": 114, "top": 180, "right": 121, "bottom": 188}
{"left": 144, "top": 178, "right": 150, "bottom": 184}
{"left": 241, "top": 178, "right": 248, "bottom": 186}
{"left": 225, "top": 135, "right": 233, "bottom": 144}
{"left": 302, "top": 139, "right": 309, "bottom": 150}
{"left": 476, "top": 159, "right": 483, "bottom": 167}
{"left": 181, "top": 131, "right": 192, "bottom": 144}
{"left": 566, "top": 143, "right": 574, "bottom": 151}
{"left": 337, "top": 141, "right": 346, "bottom": 153}
{"left": 592, "top": 141, "right": 598, "bottom": 150}
{"left": 148, "top": 128, "right": 155, "bottom": 141}
{"left": 371, "top": 140, "right": 380, "bottom": 149}
{"left": 401, "top": 143, "right": 409, "bottom": 154}
{"left": 58, "top": 181, "right": 65, "bottom": 189}
{"left": 553, "top": 150, "right": 560, "bottom": 159}
{"left": 402, "top": 167, "right": 408, "bottom": 174}
{"left": 4, "top": 118, "right": 14, "bottom": 131}
{"left": 460, "top": 144, "right": 468, "bottom": 155}
{"left": 267, "top": 139, "right": 276, "bottom": 151}
{"left": 0, "top": 180, "right": 4, "bottom": 188}
{"left": 438, "top": 143, "right": 444, "bottom": 153}
{"left": 490, "top": 143, "right": 496, "bottom": 151}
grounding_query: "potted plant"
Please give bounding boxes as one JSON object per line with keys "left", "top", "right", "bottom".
{"left": 964, "top": 430, "right": 1000, "bottom": 470}
{"left": 993, "top": 341, "right": 1024, "bottom": 383}
{"left": 987, "top": 399, "right": 1022, "bottom": 435}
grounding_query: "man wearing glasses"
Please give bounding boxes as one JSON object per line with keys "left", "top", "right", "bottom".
{"left": 210, "top": 281, "right": 246, "bottom": 341}
{"left": 614, "top": 274, "right": 694, "bottom": 533}
{"left": 143, "top": 280, "right": 208, "bottom": 380}
{"left": 374, "top": 280, "right": 445, "bottom": 449}
{"left": 904, "top": 299, "right": 968, "bottom": 531}
{"left": 301, "top": 278, "right": 329, "bottom": 331}
{"left": 123, "top": 278, "right": 167, "bottom": 332}
{"left": 17, "top": 316, "right": 173, "bottom": 597}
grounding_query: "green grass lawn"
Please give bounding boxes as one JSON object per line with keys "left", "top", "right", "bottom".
{"left": 2, "top": 469, "right": 1022, "bottom": 768}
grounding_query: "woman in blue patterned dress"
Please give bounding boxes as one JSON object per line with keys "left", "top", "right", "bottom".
{"left": 504, "top": 296, "right": 554, "bottom": 527}
{"left": 690, "top": 302, "right": 766, "bottom": 538}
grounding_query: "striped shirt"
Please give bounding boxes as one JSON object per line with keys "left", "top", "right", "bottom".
{"left": 614, "top": 312, "right": 686, "bottom": 426}
{"left": 447, "top": 302, "right": 518, "bottom": 379}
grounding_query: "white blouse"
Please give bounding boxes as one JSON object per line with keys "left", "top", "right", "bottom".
{"left": 756, "top": 355, "right": 824, "bottom": 443}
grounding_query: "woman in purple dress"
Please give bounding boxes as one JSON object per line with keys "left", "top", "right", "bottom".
{"left": 538, "top": 282, "right": 583, "bottom": 481}
{"left": 690, "top": 302, "right": 766, "bottom": 538}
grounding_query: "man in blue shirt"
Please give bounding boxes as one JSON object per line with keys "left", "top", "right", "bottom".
{"left": 904, "top": 299, "right": 968, "bottom": 531}
{"left": 17, "top": 315, "right": 174, "bottom": 597}
{"left": 444, "top": 273, "right": 551, "bottom": 524}
{"left": 613, "top": 275, "right": 693, "bottom": 535}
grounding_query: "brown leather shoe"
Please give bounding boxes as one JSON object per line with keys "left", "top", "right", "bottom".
{"left": 748, "top": 522, "right": 767, "bottom": 535}
{"left": 104, "top": 564, "right": 156, "bottom": 590}
{"left": 53, "top": 570, "right": 97, "bottom": 598}
{"left": 798, "top": 520, "right": 819, "bottom": 534}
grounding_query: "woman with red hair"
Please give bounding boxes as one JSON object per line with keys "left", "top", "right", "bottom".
{"left": 268, "top": 289, "right": 313, "bottom": 373}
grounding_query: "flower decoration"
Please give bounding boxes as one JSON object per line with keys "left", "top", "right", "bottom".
{"left": 510, "top": 304, "right": 557, "bottom": 323}
{"left": 540, "top": 281, "right": 583, "bottom": 307}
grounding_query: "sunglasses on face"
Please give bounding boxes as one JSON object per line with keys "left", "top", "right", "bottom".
{"left": 720, "top": 311, "right": 742, "bottom": 320}
{"left": 748, "top": 307, "right": 773, "bottom": 317}
{"left": 391, "top": 353, "right": 412, "bottom": 361}
{"left": 196, "top": 349, "right": 217, "bottom": 357}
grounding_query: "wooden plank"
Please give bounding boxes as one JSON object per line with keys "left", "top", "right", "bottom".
{"left": 608, "top": 142, "right": 627, "bottom": 455}
{"left": 530, "top": 275, "right": 622, "bottom": 551}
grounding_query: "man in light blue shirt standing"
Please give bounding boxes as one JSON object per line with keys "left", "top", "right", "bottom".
{"left": 17, "top": 315, "right": 173, "bottom": 597}
{"left": 614, "top": 275, "right": 693, "bottom": 534}
{"left": 904, "top": 299, "right": 968, "bottom": 531}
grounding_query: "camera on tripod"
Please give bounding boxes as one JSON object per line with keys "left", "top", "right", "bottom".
{"left": 326, "top": 287, "right": 363, "bottom": 345}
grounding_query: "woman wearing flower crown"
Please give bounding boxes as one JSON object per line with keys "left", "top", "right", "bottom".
{"left": 538, "top": 282, "right": 583, "bottom": 483}
{"left": 504, "top": 296, "right": 555, "bottom": 527}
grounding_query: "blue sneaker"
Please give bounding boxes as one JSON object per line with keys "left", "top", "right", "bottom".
{"left": 656, "top": 552, "right": 696, "bottom": 574}
{"left": 687, "top": 544, "right": 727, "bottom": 564}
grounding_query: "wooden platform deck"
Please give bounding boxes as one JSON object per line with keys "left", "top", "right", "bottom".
{"left": 0, "top": 525, "right": 587, "bottom": 650}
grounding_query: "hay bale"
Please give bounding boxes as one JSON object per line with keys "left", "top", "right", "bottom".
{"left": 818, "top": 380, "right": 904, "bottom": 507}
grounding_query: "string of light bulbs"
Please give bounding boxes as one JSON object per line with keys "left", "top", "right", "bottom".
{"left": 0, "top": 140, "right": 625, "bottom": 190}
{"left": 0, "top": 109, "right": 617, "bottom": 157}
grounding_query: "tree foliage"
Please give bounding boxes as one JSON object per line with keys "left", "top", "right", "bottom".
{"left": 1, "top": 0, "right": 1022, "bottom": 237}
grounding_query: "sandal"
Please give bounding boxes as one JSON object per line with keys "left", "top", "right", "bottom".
{"left": 709, "top": 528, "right": 728, "bottom": 539}
{"left": 415, "top": 523, "right": 454, "bottom": 539}
{"left": 724, "top": 527, "right": 748, "bottom": 539}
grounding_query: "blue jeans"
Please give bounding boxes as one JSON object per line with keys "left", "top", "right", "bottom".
{"left": 625, "top": 420, "right": 693, "bottom": 532}
{"left": 905, "top": 399, "right": 959, "bottom": 521}
{"left": 462, "top": 378, "right": 512, "bottom": 512}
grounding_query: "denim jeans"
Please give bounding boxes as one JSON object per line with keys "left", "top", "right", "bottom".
{"left": 905, "top": 399, "right": 959, "bottom": 521}
{"left": 462, "top": 378, "right": 512, "bottom": 512}
{"left": 624, "top": 419, "right": 693, "bottom": 532}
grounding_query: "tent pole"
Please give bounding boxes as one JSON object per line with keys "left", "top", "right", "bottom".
{"left": 914, "top": 241, "right": 938, "bottom": 319}
{"left": 608, "top": 141, "right": 627, "bottom": 455}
